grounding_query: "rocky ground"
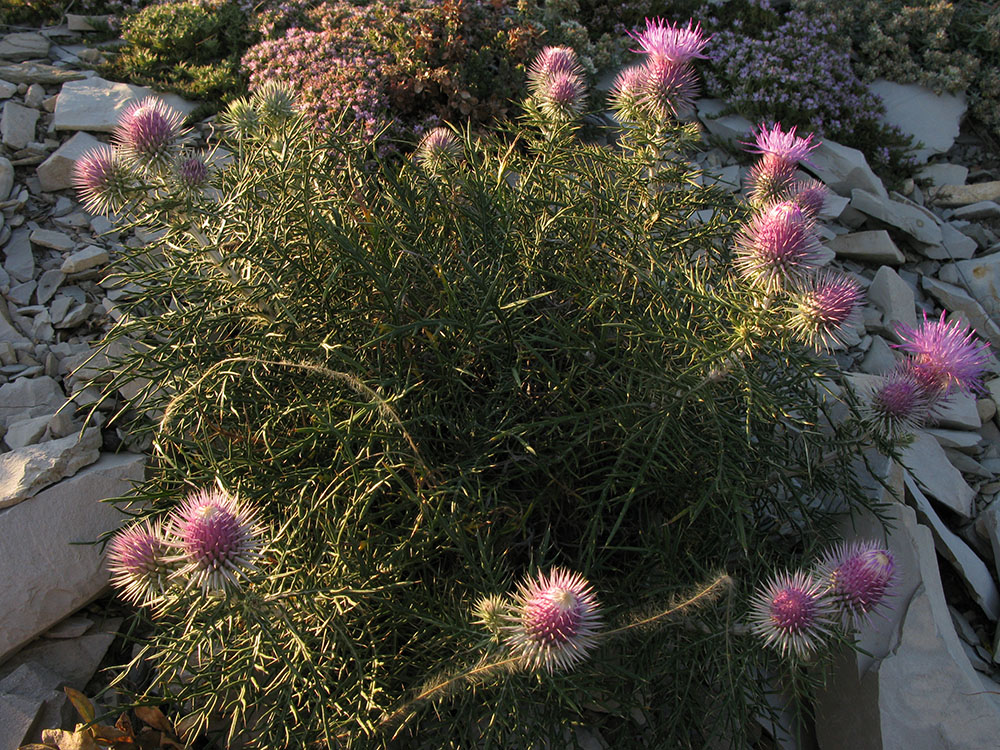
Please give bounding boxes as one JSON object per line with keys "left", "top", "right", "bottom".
{"left": 2, "top": 19, "right": 1000, "bottom": 750}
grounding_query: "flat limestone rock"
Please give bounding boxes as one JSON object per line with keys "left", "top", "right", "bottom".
{"left": 0, "top": 155, "right": 13, "bottom": 200}
{"left": 850, "top": 189, "right": 943, "bottom": 246}
{"left": 0, "top": 453, "right": 145, "bottom": 662}
{"left": 0, "top": 428, "right": 101, "bottom": 509}
{"left": 905, "top": 472, "right": 1000, "bottom": 621}
{"left": 695, "top": 98, "right": 754, "bottom": 145}
{"left": 937, "top": 253, "right": 1000, "bottom": 322}
{"left": 868, "top": 265, "right": 916, "bottom": 333}
{"left": 53, "top": 76, "right": 198, "bottom": 132}
{"left": 930, "top": 181, "right": 1000, "bottom": 207}
{"left": 0, "top": 63, "right": 84, "bottom": 85}
{"left": 868, "top": 80, "right": 966, "bottom": 163}
{"left": 0, "top": 692, "right": 42, "bottom": 750}
{"left": 826, "top": 230, "right": 905, "bottom": 265}
{"left": 1, "top": 101, "right": 39, "bottom": 150}
{"left": 3, "top": 227, "right": 34, "bottom": 283}
{"left": 900, "top": 430, "right": 975, "bottom": 519}
{"left": 0, "top": 32, "right": 50, "bottom": 62}
{"left": 804, "top": 138, "right": 887, "bottom": 200}
{"left": 0, "top": 375, "right": 65, "bottom": 430}
{"left": 36, "top": 130, "right": 103, "bottom": 192}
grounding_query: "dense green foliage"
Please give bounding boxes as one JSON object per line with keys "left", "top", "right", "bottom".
{"left": 102, "top": 0, "right": 255, "bottom": 111}
{"left": 93, "top": 80, "right": 885, "bottom": 747}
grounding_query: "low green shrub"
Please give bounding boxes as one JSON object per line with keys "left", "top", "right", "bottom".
{"left": 102, "top": 0, "right": 256, "bottom": 111}
{"left": 81, "top": 31, "right": 906, "bottom": 748}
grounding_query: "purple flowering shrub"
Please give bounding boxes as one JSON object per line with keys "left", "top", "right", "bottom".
{"left": 242, "top": 0, "right": 540, "bottom": 148}
{"left": 700, "top": 6, "right": 916, "bottom": 177}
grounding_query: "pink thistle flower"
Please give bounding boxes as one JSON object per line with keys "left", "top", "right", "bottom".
{"left": 73, "top": 145, "right": 133, "bottom": 215}
{"left": 639, "top": 55, "right": 699, "bottom": 119}
{"left": 527, "top": 46, "right": 583, "bottom": 92}
{"left": 505, "top": 567, "right": 602, "bottom": 673}
{"left": 734, "top": 201, "right": 823, "bottom": 292}
{"left": 415, "top": 127, "right": 462, "bottom": 171}
{"left": 166, "top": 487, "right": 263, "bottom": 594}
{"left": 744, "top": 124, "right": 818, "bottom": 204}
{"left": 816, "top": 540, "right": 896, "bottom": 627}
{"left": 175, "top": 153, "right": 210, "bottom": 192}
{"left": 629, "top": 18, "right": 709, "bottom": 63}
{"left": 787, "top": 179, "right": 828, "bottom": 219}
{"left": 749, "top": 570, "right": 835, "bottom": 659}
{"left": 113, "top": 97, "right": 185, "bottom": 168}
{"left": 789, "top": 271, "right": 865, "bottom": 351}
{"left": 608, "top": 64, "right": 645, "bottom": 120}
{"left": 107, "top": 519, "right": 171, "bottom": 606}
{"left": 894, "top": 311, "right": 990, "bottom": 396}
{"left": 861, "top": 364, "right": 933, "bottom": 441}
{"left": 536, "top": 69, "right": 587, "bottom": 121}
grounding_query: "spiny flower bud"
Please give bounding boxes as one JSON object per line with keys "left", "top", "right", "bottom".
{"left": 221, "top": 97, "right": 260, "bottom": 139}
{"left": 536, "top": 69, "right": 587, "bottom": 121}
{"left": 415, "top": 127, "right": 462, "bottom": 172}
{"left": 749, "top": 570, "right": 835, "bottom": 660}
{"left": 734, "top": 200, "right": 823, "bottom": 292}
{"left": 744, "top": 123, "right": 818, "bottom": 204}
{"left": 166, "top": 487, "right": 263, "bottom": 594}
{"left": 862, "top": 364, "right": 933, "bottom": 441}
{"left": 251, "top": 81, "right": 297, "bottom": 125}
{"left": 787, "top": 179, "right": 828, "bottom": 219}
{"left": 788, "top": 270, "right": 865, "bottom": 351}
{"left": 73, "top": 145, "right": 133, "bottom": 215}
{"left": 608, "top": 64, "right": 645, "bottom": 121}
{"left": 639, "top": 55, "right": 698, "bottom": 119}
{"left": 107, "top": 519, "right": 171, "bottom": 606}
{"left": 473, "top": 594, "right": 510, "bottom": 636}
{"left": 527, "top": 46, "right": 583, "bottom": 93}
{"left": 505, "top": 567, "right": 602, "bottom": 673}
{"left": 816, "top": 540, "right": 896, "bottom": 627}
{"left": 174, "top": 153, "right": 210, "bottom": 193}
{"left": 113, "top": 97, "right": 185, "bottom": 170}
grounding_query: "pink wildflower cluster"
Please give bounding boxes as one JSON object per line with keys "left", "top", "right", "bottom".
{"left": 733, "top": 123, "right": 864, "bottom": 352}
{"left": 863, "top": 312, "right": 990, "bottom": 441}
{"left": 106, "top": 487, "right": 264, "bottom": 605}
{"left": 750, "top": 539, "right": 896, "bottom": 660}
{"left": 609, "top": 18, "right": 709, "bottom": 122}
{"left": 474, "top": 567, "right": 603, "bottom": 674}
{"left": 73, "top": 96, "right": 210, "bottom": 214}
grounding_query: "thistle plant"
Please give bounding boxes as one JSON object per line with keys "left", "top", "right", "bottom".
{"left": 90, "top": 21, "right": 890, "bottom": 748}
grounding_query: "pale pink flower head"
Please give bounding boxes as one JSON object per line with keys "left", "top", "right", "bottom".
{"left": 73, "top": 145, "right": 132, "bottom": 214}
{"left": 629, "top": 18, "right": 710, "bottom": 63}
{"left": 749, "top": 570, "right": 835, "bottom": 659}
{"left": 745, "top": 122, "right": 818, "bottom": 166}
{"left": 788, "top": 179, "right": 828, "bottom": 219}
{"left": 107, "top": 519, "right": 171, "bottom": 606}
{"left": 745, "top": 124, "right": 818, "bottom": 203}
{"left": 536, "top": 69, "right": 587, "bottom": 121}
{"left": 505, "top": 567, "right": 602, "bottom": 673}
{"left": 527, "top": 46, "right": 583, "bottom": 91}
{"left": 789, "top": 271, "right": 865, "bottom": 351}
{"left": 166, "top": 487, "right": 262, "bottom": 593}
{"left": 608, "top": 64, "right": 645, "bottom": 120}
{"left": 113, "top": 97, "right": 185, "bottom": 168}
{"left": 816, "top": 540, "right": 896, "bottom": 627}
{"left": 415, "top": 127, "right": 462, "bottom": 171}
{"left": 734, "top": 200, "right": 823, "bottom": 292}
{"left": 894, "top": 311, "right": 990, "bottom": 396}
{"left": 175, "top": 153, "right": 210, "bottom": 192}
{"left": 862, "top": 364, "right": 933, "bottom": 441}
{"left": 639, "top": 55, "right": 699, "bottom": 119}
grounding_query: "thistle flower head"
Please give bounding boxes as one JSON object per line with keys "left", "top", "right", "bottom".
{"left": 533, "top": 69, "right": 587, "bottom": 122}
{"left": 472, "top": 594, "right": 511, "bottom": 635}
{"left": 166, "top": 487, "right": 262, "bottom": 594}
{"left": 788, "top": 179, "right": 828, "bottom": 219}
{"left": 629, "top": 18, "right": 709, "bottom": 63}
{"left": 789, "top": 271, "right": 865, "bottom": 351}
{"left": 527, "top": 46, "right": 583, "bottom": 91}
{"left": 894, "top": 311, "right": 990, "bottom": 396}
{"left": 415, "top": 127, "right": 462, "bottom": 171}
{"left": 735, "top": 200, "right": 823, "bottom": 292}
{"left": 113, "top": 97, "right": 185, "bottom": 168}
{"left": 251, "top": 80, "right": 297, "bottom": 124}
{"left": 816, "top": 540, "right": 896, "bottom": 627}
{"left": 73, "top": 145, "right": 133, "bottom": 214}
{"left": 174, "top": 153, "right": 210, "bottom": 192}
{"left": 505, "top": 567, "right": 602, "bottom": 673}
{"left": 220, "top": 97, "right": 260, "bottom": 139}
{"left": 861, "top": 364, "right": 933, "bottom": 441}
{"left": 107, "top": 519, "right": 171, "bottom": 606}
{"left": 639, "top": 55, "right": 699, "bottom": 119}
{"left": 608, "top": 64, "right": 645, "bottom": 121}
{"left": 745, "top": 122, "right": 817, "bottom": 166}
{"left": 749, "top": 570, "right": 835, "bottom": 659}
